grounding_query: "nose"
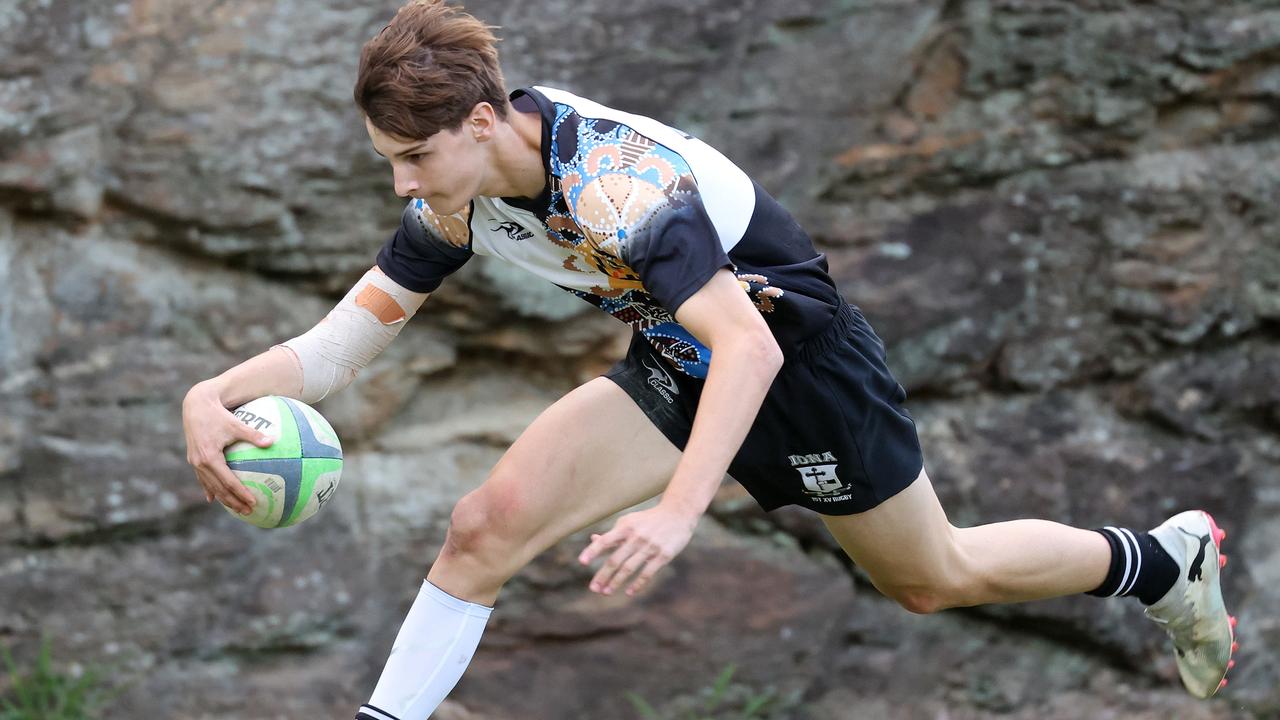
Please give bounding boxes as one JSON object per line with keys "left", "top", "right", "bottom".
{"left": 392, "top": 164, "right": 421, "bottom": 198}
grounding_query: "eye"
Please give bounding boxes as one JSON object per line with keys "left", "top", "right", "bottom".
{"left": 406, "top": 153, "right": 427, "bottom": 163}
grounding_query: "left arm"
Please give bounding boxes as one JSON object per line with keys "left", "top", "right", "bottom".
{"left": 661, "top": 269, "right": 784, "bottom": 515}
{"left": 578, "top": 268, "right": 783, "bottom": 595}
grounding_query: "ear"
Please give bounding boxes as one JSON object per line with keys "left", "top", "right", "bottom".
{"left": 467, "top": 102, "right": 499, "bottom": 141}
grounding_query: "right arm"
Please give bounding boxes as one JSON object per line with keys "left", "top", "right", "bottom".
{"left": 184, "top": 266, "right": 429, "bottom": 515}
{"left": 185, "top": 200, "right": 470, "bottom": 515}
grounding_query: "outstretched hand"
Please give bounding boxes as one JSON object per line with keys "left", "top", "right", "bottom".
{"left": 578, "top": 504, "right": 700, "bottom": 597}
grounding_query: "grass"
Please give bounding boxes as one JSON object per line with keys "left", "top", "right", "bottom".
{"left": 627, "top": 664, "right": 787, "bottom": 720}
{"left": 0, "top": 638, "right": 119, "bottom": 720}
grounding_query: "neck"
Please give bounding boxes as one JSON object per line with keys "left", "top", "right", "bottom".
{"left": 483, "top": 109, "right": 545, "bottom": 199}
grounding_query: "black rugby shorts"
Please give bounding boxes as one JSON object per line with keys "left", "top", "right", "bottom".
{"left": 604, "top": 301, "right": 924, "bottom": 515}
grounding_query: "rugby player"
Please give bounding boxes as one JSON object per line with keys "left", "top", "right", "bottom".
{"left": 180, "top": 3, "right": 1237, "bottom": 717}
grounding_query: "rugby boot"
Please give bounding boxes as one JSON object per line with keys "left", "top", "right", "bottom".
{"left": 1145, "top": 510, "right": 1235, "bottom": 699}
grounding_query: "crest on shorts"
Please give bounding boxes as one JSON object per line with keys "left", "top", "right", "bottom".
{"left": 789, "top": 452, "right": 847, "bottom": 497}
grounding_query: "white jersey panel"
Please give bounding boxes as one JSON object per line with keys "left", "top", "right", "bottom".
{"left": 469, "top": 196, "right": 615, "bottom": 294}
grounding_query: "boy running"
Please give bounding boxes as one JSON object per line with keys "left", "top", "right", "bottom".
{"left": 180, "top": 2, "right": 1237, "bottom": 717}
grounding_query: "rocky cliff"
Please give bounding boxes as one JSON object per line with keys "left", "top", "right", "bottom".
{"left": 1, "top": 1, "right": 1278, "bottom": 718}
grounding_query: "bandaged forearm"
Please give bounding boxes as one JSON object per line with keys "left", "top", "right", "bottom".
{"left": 277, "top": 268, "right": 428, "bottom": 403}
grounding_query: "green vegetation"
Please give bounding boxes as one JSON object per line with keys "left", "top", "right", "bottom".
{"left": 627, "top": 663, "right": 798, "bottom": 720}
{"left": 0, "top": 639, "right": 118, "bottom": 720}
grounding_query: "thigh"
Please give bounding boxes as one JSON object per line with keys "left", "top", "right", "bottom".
{"left": 468, "top": 376, "right": 684, "bottom": 559}
{"left": 819, "top": 467, "right": 960, "bottom": 592}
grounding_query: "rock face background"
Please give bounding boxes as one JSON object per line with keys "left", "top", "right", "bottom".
{"left": 1, "top": 0, "right": 1278, "bottom": 718}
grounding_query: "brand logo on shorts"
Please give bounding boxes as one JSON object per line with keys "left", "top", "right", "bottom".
{"left": 491, "top": 220, "right": 534, "bottom": 241}
{"left": 642, "top": 356, "right": 679, "bottom": 404}
{"left": 788, "top": 452, "right": 851, "bottom": 501}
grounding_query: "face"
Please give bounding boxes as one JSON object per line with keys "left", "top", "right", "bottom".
{"left": 365, "top": 111, "right": 489, "bottom": 216}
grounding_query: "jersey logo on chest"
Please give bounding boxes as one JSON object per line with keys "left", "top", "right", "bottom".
{"left": 490, "top": 220, "right": 535, "bottom": 242}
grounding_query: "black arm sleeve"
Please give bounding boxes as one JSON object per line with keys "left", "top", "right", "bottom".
{"left": 375, "top": 201, "right": 474, "bottom": 293}
{"left": 620, "top": 193, "right": 732, "bottom": 314}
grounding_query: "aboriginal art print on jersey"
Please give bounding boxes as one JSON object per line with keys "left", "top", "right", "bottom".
{"left": 541, "top": 108, "right": 717, "bottom": 376}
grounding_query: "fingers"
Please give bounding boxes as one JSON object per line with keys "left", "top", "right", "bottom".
{"left": 626, "top": 554, "right": 669, "bottom": 597}
{"left": 187, "top": 447, "right": 221, "bottom": 506}
{"left": 231, "top": 419, "right": 274, "bottom": 448}
{"left": 578, "top": 531, "right": 621, "bottom": 567}
{"left": 589, "top": 535, "right": 645, "bottom": 594}
{"left": 603, "top": 544, "right": 662, "bottom": 596}
{"left": 193, "top": 468, "right": 214, "bottom": 504}
{"left": 187, "top": 445, "right": 256, "bottom": 516}
{"left": 219, "top": 413, "right": 269, "bottom": 512}
{"left": 212, "top": 461, "right": 257, "bottom": 515}
{"left": 191, "top": 459, "right": 254, "bottom": 516}
{"left": 585, "top": 534, "right": 672, "bottom": 596}
{"left": 185, "top": 407, "right": 268, "bottom": 515}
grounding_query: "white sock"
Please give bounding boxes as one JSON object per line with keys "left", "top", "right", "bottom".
{"left": 355, "top": 580, "right": 493, "bottom": 720}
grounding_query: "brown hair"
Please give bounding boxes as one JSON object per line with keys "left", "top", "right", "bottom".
{"left": 354, "top": 1, "right": 508, "bottom": 140}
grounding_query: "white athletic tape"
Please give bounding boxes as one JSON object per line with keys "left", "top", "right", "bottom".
{"left": 277, "top": 267, "right": 428, "bottom": 403}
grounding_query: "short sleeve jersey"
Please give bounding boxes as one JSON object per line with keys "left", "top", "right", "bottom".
{"left": 377, "top": 86, "right": 840, "bottom": 379}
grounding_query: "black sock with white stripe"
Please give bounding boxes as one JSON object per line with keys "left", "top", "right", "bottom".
{"left": 1086, "top": 526, "right": 1179, "bottom": 605}
{"left": 356, "top": 705, "right": 401, "bottom": 720}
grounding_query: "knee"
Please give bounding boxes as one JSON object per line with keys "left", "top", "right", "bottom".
{"left": 871, "top": 549, "right": 986, "bottom": 615}
{"left": 440, "top": 488, "right": 518, "bottom": 563}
